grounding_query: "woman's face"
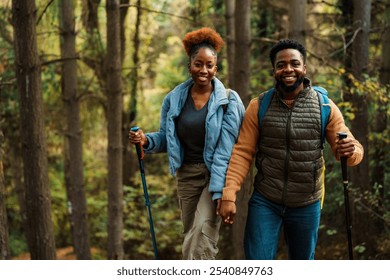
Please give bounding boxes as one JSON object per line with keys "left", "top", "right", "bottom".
{"left": 189, "top": 47, "right": 217, "bottom": 87}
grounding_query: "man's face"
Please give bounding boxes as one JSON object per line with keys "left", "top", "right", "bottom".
{"left": 273, "top": 48, "right": 306, "bottom": 94}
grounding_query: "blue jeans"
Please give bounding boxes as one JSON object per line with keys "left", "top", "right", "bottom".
{"left": 244, "top": 190, "right": 321, "bottom": 260}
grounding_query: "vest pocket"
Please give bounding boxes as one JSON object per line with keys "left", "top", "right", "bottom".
{"left": 255, "top": 155, "right": 265, "bottom": 182}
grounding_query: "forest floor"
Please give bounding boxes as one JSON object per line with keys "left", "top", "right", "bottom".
{"left": 12, "top": 247, "right": 103, "bottom": 260}
{"left": 11, "top": 242, "right": 350, "bottom": 260}
{"left": 11, "top": 237, "right": 389, "bottom": 260}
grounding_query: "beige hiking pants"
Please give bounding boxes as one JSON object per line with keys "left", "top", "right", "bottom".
{"left": 176, "top": 163, "right": 221, "bottom": 260}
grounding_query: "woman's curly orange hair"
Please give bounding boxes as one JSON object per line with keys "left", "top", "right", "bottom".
{"left": 182, "top": 27, "right": 225, "bottom": 56}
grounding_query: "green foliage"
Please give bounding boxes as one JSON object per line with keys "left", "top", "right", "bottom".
{"left": 326, "top": 229, "right": 338, "bottom": 236}
{"left": 83, "top": 138, "right": 109, "bottom": 247}
{"left": 155, "top": 36, "right": 188, "bottom": 91}
{"left": 354, "top": 244, "right": 366, "bottom": 254}
{"left": 0, "top": 46, "right": 18, "bottom": 129}
{"left": 87, "top": 196, "right": 108, "bottom": 246}
{"left": 123, "top": 173, "right": 182, "bottom": 259}
{"left": 8, "top": 229, "right": 28, "bottom": 257}
{"left": 49, "top": 165, "right": 71, "bottom": 247}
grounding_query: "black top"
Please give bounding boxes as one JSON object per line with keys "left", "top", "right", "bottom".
{"left": 176, "top": 92, "right": 208, "bottom": 163}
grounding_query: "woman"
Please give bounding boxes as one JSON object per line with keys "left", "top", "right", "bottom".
{"left": 129, "top": 27, "right": 245, "bottom": 259}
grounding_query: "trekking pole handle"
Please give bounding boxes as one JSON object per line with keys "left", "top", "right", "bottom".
{"left": 337, "top": 132, "right": 348, "bottom": 182}
{"left": 130, "top": 126, "right": 144, "bottom": 160}
{"left": 337, "top": 132, "right": 347, "bottom": 140}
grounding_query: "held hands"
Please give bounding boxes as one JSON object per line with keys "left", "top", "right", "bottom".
{"left": 336, "top": 136, "right": 355, "bottom": 158}
{"left": 216, "top": 199, "right": 236, "bottom": 225}
{"left": 129, "top": 129, "right": 148, "bottom": 147}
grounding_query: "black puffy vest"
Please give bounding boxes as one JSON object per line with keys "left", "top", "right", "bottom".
{"left": 254, "top": 87, "right": 324, "bottom": 207}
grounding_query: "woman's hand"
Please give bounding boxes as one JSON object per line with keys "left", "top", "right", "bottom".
{"left": 217, "top": 200, "right": 236, "bottom": 225}
{"left": 129, "top": 129, "right": 148, "bottom": 147}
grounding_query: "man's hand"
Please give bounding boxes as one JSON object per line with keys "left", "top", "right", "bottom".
{"left": 218, "top": 200, "right": 236, "bottom": 224}
{"left": 336, "top": 137, "right": 355, "bottom": 158}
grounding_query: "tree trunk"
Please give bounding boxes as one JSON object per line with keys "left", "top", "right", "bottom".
{"left": 122, "top": 0, "right": 140, "bottom": 186}
{"left": 380, "top": 0, "right": 390, "bottom": 86}
{"left": 119, "top": 0, "right": 134, "bottom": 187}
{"left": 344, "top": 0, "right": 372, "bottom": 258}
{"left": 288, "top": 0, "right": 306, "bottom": 43}
{"left": 82, "top": 0, "right": 100, "bottom": 32}
{"left": 375, "top": 0, "right": 390, "bottom": 188}
{"left": 189, "top": 0, "right": 203, "bottom": 27}
{"left": 106, "top": 0, "right": 124, "bottom": 260}
{"left": 225, "top": 0, "right": 235, "bottom": 88}
{"left": 0, "top": 130, "right": 10, "bottom": 260}
{"left": 12, "top": 0, "right": 56, "bottom": 259}
{"left": 119, "top": 0, "right": 130, "bottom": 65}
{"left": 59, "top": 0, "right": 91, "bottom": 260}
{"left": 81, "top": 0, "right": 105, "bottom": 84}
{"left": 234, "top": 0, "right": 252, "bottom": 106}
{"left": 232, "top": 0, "right": 252, "bottom": 260}
{"left": 216, "top": 0, "right": 237, "bottom": 260}
{"left": 129, "top": 0, "right": 141, "bottom": 126}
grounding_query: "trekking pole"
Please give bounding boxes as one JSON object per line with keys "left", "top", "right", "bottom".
{"left": 130, "top": 126, "right": 159, "bottom": 259}
{"left": 337, "top": 132, "right": 353, "bottom": 260}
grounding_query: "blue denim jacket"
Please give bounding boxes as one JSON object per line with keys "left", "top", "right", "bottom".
{"left": 144, "top": 77, "right": 245, "bottom": 200}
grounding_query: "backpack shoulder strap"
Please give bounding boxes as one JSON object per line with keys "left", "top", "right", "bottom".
{"left": 258, "top": 88, "right": 274, "bottom": 142}
{"left": 226, "top": 88, "right": 231, "bottom": 99}
{"left": 313, "top": 86, "right": 331, "bottom": 149}
{"left": 222, "top": 88, "right": 231, "bottom": 113}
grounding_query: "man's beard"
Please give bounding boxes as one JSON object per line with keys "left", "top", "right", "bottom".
{"left": 275, "top": 76, "right": 304, "bottom": 93}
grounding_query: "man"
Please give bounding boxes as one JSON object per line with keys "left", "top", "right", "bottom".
{"left": 218, "top": 39, "right": 364, "bottom": 260}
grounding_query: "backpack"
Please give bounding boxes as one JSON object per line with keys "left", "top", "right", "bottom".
{"left": 222, "top": 88, "right": 231, "bottom": 113}
{"left": 258, "top": 86, "right": 331, "bottom": 149}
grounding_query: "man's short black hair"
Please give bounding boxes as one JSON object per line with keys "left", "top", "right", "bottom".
{"left": 269, "top": 39, "right": 306, "bottom": 67}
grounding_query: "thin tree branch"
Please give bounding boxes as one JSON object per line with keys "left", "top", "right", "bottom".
{"left": 41, "top": 56, "right": 80, "bottom": 67}
{"left": 306, "top": 49, "right": 340, "bottom": 72}
{"left": 36, "top": 0, "right": 56, "bottom": 25}
{"left": 120, "top": 3, "right": 193, "bottom": 21}
{"left": 251, "top": 37, "right": 279, "bottom": 44}
{"left": 328, "top": 27, "right": 362, "bottom": 58}
{"left": 0, "top": 80, "right": 16, "bottom": 87}
{"left": 355, "top": 198, "right": 390, "bottom": 224}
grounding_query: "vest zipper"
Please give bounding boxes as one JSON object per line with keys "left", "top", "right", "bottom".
{"left": 282, "top": 108, "right": 293, "bottom": 205}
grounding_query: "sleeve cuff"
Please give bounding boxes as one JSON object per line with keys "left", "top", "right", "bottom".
{"left": 212, "top": 192, "right": 222, "bottom": 201}
{"left": 222, "top": 189, "right": 237, "bottom": 202}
